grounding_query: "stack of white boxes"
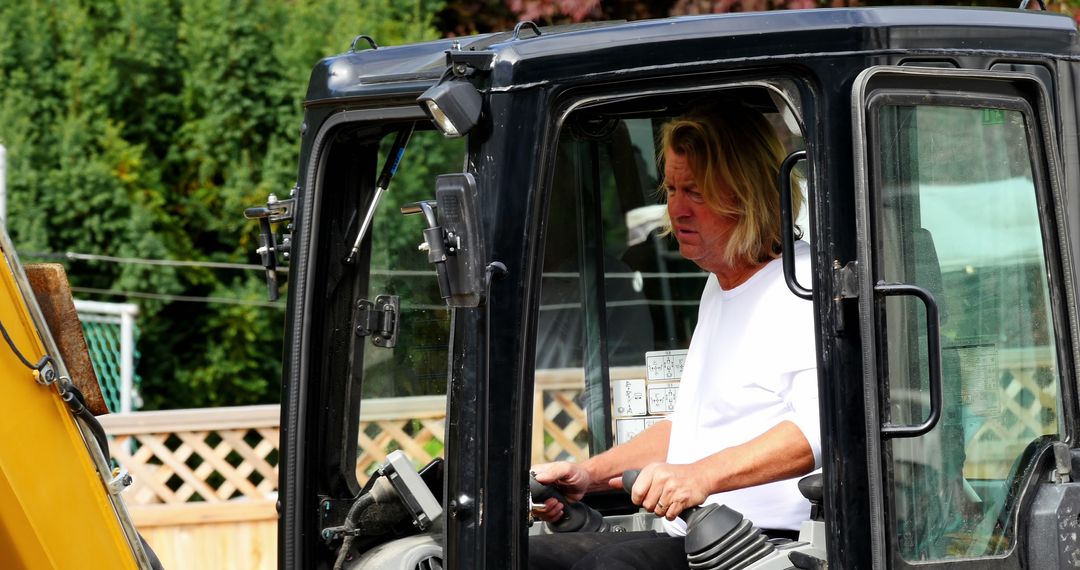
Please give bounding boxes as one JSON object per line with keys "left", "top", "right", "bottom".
{"left": 611, "top": 349, "right": 687, "bottom": 444}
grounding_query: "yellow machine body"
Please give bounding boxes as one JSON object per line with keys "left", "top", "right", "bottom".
{"left": 0, "top": 236, "right": 139, "bottom": 568}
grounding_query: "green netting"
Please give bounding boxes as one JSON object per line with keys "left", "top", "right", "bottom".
{"left": 81, "top": 317, "right": 142, "bottom": 412}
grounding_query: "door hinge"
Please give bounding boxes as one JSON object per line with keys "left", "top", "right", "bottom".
{"left": 355, "top": 295, "right": 399, "bottom": 348}
{"left": 832, "top": 260, "right": 859, "bottom": 333}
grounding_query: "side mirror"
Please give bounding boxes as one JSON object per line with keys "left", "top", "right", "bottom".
{"left": 402, "top": 173, "right": 486, "bottom": 308}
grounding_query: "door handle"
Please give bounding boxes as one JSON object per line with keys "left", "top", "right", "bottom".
{"left": 778, "top": 150, "right": 811, "bottom": 300}
{"left": 875, "top": 282, "right": 942, "bottom": 439}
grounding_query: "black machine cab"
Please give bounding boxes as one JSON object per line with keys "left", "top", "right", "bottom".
{"left": 248, "top": 6, "right": 1080, "bottom": 569}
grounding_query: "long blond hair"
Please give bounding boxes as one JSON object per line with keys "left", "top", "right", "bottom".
{"left": 661, "top": 105, "right": 802, "bottom": 267}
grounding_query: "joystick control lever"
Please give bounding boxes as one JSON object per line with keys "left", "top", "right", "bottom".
{"left": 621, "top": 470, "right": 775, "bottom": 570}
{"left": 529, "top": 473, "right": 609, "bottom": 533}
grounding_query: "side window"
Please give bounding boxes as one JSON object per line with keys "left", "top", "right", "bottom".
{"left": 873, "top": 102, "right": 1062, "bottom": 561}
{"left": 532, "top": 92, "right": 807, "bottom": 465}
{"left": 532, "top": 117, "right": 707, "bottom": 463}
{"left": 355, "top": 129, "right": 465, "bottom": 483}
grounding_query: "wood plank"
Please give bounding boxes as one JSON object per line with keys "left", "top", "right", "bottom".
{"left": 357, "top": 396, "right": 447, "bottom": 420}
{"left": 100, "top": 405, "right": 281, "bottom": 434}
{"left": 533, "top": 366, "right": 644, "bottom": 390}
{"left": 24, "top": 263, "right": 109, "bottom": 415}
{"left": 130, "top": 500, "right": 278, "bottom": 527}
{"left": 140, "top": 518, "right": 277, "bottom": 570}
{"left": 533, "top": 394, "right": 546, "bottom": 465}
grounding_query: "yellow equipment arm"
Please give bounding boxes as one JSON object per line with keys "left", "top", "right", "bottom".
{"left": 0, "top": 229, "right": 150, "bottom": 569}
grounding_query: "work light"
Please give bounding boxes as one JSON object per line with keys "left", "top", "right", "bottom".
{"left": 418, "top": 80, "right": 482, "bottom": 138}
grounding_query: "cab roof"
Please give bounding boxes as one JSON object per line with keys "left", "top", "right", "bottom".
{"left": 305, "top": 7, "right": 1078, "bottom": 106}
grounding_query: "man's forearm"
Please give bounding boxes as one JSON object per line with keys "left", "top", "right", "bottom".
{"left": 580, "top": 420, "right": 671, "bottom": 491}
{"left": 698, "top": 420, "right": 814, "bottom": 494}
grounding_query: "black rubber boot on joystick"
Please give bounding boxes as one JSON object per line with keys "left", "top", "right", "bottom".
{"left": 529, "top": 473, "right": 610, "bottom": 533}
{"left": 622, "top": 470, "right": 775, "bottom": 570}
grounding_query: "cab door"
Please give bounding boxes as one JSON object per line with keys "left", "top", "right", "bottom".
{"left": 851, "top": 66, "right": 1079, "bottom": 568}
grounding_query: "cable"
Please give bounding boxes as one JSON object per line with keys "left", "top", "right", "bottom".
{"left": 70, "top": 287, "right": 284, "bottom": 308}
{"left": 0, "top": 317, "right": 55, "bottom": 380}
{"left": 51, "top": 251, "right": 288, "bottom": 273}
{"left": 332, "top": 494, "right": 377, "bottom": 570}
{"left": 20, "top": 250, "right": 442, "bottom": 279}
{"left": 58, "top": 377, "right": 111, "bottom": 464}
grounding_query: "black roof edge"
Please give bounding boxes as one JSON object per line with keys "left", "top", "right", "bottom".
{"left": 305, "top": 7, "right": 1078, "bottom": 105}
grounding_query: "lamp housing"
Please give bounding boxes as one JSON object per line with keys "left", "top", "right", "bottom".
{"left": 418, "top": 80, "right": 482, "bottom": 138}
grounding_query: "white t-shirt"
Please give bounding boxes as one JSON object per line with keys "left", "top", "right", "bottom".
{"left": 663, "top": 241, "right": 819, "bottom": 535}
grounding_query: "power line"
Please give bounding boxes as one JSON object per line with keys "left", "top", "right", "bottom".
{"left": 22, "top": 250, "right": 444, "bottom": 278}
{"left": 71, "top": 287, "right": 284, "bottom": 309}
{"left": 21, "top": 251, "right": 288, "bottom": 273}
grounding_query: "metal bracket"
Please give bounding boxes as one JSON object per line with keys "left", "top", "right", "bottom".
{"left": 244, "top": 190, "right": 295, "bottom": 301}
{"left": 321, "top": 524, "right": 361, "bottom": 542}
{"left": 107, "top": 467, "right": 133, "bottom": 495}
{"left": 832, "top": 260, "right": 859, "bottom": 333}
{"left": 446, "top": 49, "right": 495, "bottom": 77}
{"left": 355, "top": 295, "right": 399, "bottom": 348}
{"left": 1052, "top": 441, "right": 1072, "bottom": 484}
{"left": 245, "top": 192, "right": 296, "bottom": 225}
{"left": 834, "top": 260, "right": 859, "bottom": 299}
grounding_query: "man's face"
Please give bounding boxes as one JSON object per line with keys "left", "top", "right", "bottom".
{"left": 664, "top": 148, "right": 739, "bottom": 275}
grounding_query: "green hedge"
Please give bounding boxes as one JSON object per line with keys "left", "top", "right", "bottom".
{"left": 0, "top": 0, "right": 444, "bottom": 408}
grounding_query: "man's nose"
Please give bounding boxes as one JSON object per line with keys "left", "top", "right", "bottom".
{"left": 667, "top": 190, "right": 690, "bottom": 219}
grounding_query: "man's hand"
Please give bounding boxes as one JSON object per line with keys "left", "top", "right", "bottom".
{"left": 610, "top": 462, "right": 711, "bottom": 521}
{"left": 530, "top": 461, "right": 593, "bottom": 523}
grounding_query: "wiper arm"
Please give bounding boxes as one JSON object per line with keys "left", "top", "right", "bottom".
{"left": 344, "top": 124, "right": 415, "bottom": 264}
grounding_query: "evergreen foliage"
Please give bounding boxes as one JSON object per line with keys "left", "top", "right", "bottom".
{"left": 0, "top": 0, "right": 443, "bottom": 408}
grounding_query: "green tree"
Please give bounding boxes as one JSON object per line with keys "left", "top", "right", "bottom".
{"left": 0, "top": 0, "right": 444, "bottom": 409}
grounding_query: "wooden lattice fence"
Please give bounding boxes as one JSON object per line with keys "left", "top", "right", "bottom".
{"left": 97, "top": 360, "right": 1061, "bottom": 516}
{"left": 530, "top": 366, "right": 646, "bottom": 464}
{"left": 354, "top": 396, "right": 447, "bottom": 480}
{"left": 962, "top": 346, "right": 1060, "bottom": 478}
{"left": 94, "top": 358, "right": 1057, "bottom": 568}
{"left": 100, "top": 406, "right": 281, "bottom": 526}
{"left": 96, "top": 376, "right": 597, "bottom": 512}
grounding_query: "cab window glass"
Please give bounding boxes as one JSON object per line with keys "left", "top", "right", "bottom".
{"left": 533, "top": 93, "right": 806, "bottom": 464}
{"left": 874, "top": 103, "right": 1061, "bottom": 561}
{"left": 355, "top": 130, "right": 464, "bottom": 482}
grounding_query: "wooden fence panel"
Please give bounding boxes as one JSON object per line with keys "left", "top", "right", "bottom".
{"left": 98, "top": 357, "right": 1057, "bottom": 567}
